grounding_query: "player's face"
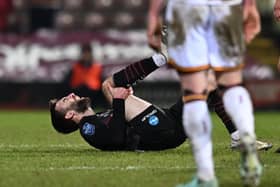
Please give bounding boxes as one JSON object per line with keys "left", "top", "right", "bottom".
{"left": 55, "top": 93, "right": 82, "bottom": 113}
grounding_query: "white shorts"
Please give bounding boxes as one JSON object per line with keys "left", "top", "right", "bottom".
{"left": 165, "top": 1, "right": 245, "bottom": 72}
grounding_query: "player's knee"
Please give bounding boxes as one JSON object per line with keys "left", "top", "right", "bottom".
{"left": 218, "top": 83, "right": 246, "bottom": 96}
{"left": 182, "top": 89, "right": 207, "bottom": 103}
{"left": 218, "top": 84, "right": 251, "bottom": 102}
{"left": 182, "top": 89, "right": 211, "bottom": 136}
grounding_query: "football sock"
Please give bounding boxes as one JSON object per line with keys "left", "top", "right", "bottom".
{"left": 113, "top": 53, "right": 166, "bottom": 87}
{"left": 183, "top": 100, "right": 215, "bottom": 181}
{"left": 208, "top": 89, "right": 236, "bottom": 134}
{"left": 222, "top": 86, "right": 255, "bottom": 137}
{"left": 151, "top": 53, "right": 167, "bottom": 67}
{"left": 231, "top": 130, "right": 240, "bottom": 140}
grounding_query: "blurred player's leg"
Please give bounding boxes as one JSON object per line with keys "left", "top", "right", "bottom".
{"left": 209, "top": 3, "right": 262, "bottom": 186}
{"left": 207, "top": 89, "right": 237, "bottom": 134}
{"left": 113, "top": 53, "right": 166, "bottom": 87}
{"left": 178, "top": 74, "right": 216, "bottom": 187}
{"left": 222, "top": 85, "right": 262, "bottom": 186}
{"left": 176, "top": 177, "right": 218, "bottom": 187}
{"left": 207, "top": 89, "right": 272, "bottom": 151}
{"left": 164, "top": 3, "right": 217, "bottom": 186}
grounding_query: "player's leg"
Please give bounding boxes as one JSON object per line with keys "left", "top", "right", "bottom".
{"left": 113, "top": 53, "right": 166, "bottom": 88}
{"left": 207, "top": 88, "right": 273, "bottom": 151}
{"left": 207, "top": 89, "right": 237, "bottom": 135}
{"left": 217, "top": 81, "right": 262, "bottom": 186}
{"left": 166, "top": 3, "right": 218, "bottom": 187}
{"left": 180, "top": 73, "right": 216, "bottom": 184}
{"left": 127, "top": 104, "right": 187, "bottom": 151}
{"left": 102, "top": 52, "right": 166, "bottom": 104}
{"left": 102, "top": 81, "right": 155, "bottom": 122}
{"left": 209, "top": 4, "right": 262, "bottom": 186}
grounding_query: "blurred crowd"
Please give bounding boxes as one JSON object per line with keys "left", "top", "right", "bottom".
{"left": 1, "top": 0, "right": 150, "bottom": 33}
{"left": 0, "top": 0, "right": 277, "bottom": 35}
{"left": 0, "top": 0, "right": 279, "bottom": 108}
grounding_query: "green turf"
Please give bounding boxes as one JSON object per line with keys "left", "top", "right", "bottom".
{"left": 0, "top": 110, "right": 279, "bottom": 187}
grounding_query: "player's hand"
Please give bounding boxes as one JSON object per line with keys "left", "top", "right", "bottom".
{"left": 274, "top": 0, "right": 280, "bottom": 21}
{"left": 108, "top": 85, "right": 130, "bottom": 100}
{"left": 102, "top": 77, "right": 115, "bottom": 88}
{"left": 243, "top": 3, "right": 261, "bottom": 44}
{"left": 147, "top": 15, "right": 162, "bottom": 51}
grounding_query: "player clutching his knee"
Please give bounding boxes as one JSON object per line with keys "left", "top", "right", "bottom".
{"left": 49, "top": 53, "right": 271, "bottom": 152}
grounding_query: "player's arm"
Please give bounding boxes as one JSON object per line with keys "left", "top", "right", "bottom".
{"left": 108, "top": 84, "right": 130, "bottom": 120}
{"left": 102, "top": 76, "right": 133, "bottom": 105}
{"left": 274, "top": 0, "right": 280, "bottom": 21}
{"left": 102, "top": 76, "right": 115, "bottom": 105}
{"left": 243, "top": 0, "right": 261, "bottom": 44}
{"left": 111, "top": 87, "right": 127, "bottom": 126}
{"left": 147, "top": 0, "right": 165, "bottom": 51}
{"left": 82, "top": 86, "right": 130, "bottom": 150}
{"left": 107, "top": 86, "right": 131, "bottom": 146}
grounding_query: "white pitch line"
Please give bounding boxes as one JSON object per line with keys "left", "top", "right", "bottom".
{"left": 48, "top": 166, "right": 187, "bottom": 171}
{"left": 0, "top": 144, "right": 88, "bottom": 149}
{"left": 1, "top": 165, "right": 192, "bottom": 171}
{"left": 45, "top": 164, "right": 250, "bottom": 171}
{"left": 1, "top": 164, "right": 274, "bottom": 172}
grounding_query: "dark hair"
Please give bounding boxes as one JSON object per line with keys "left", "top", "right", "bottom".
{"left": 49, "top": 99, "right": 79, "bottom": 134}
{"left": 81, "top": 43, "right": 92, "bottom": 53}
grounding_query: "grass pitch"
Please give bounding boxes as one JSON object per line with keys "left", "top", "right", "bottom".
{"left": 0, "top": 110, "right": 279, "bottom": 187}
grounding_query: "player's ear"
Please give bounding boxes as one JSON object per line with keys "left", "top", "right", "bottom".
{"left": 65, "top": 110, "right": 75, "bottom": 120}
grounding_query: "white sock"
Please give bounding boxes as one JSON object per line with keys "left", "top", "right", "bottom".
{"left": 152, "top": 53, "right": 167, "bottom": 67}
{"left": 223, "top": 86, "right": 255, "bottom": 137}
{"left": 231, "top": 130, "right": 240, "bottom": 141}
{"left": 183, "top": 101, "right": 215, "bottom": 181}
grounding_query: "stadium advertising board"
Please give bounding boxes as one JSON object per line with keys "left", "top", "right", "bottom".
{"left": 0, "top": 31, "right": 279, "bottom": 109}
{"left": 0, "top": 30, "right": 179, "bottom": 83}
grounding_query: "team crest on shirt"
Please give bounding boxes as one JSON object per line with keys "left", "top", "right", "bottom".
{"left": 82, "top": 122, "right": 95, "bottom": 135}
{"left": 148, "top": 115, "right": 159, "bottom": 126}
{"left": 141, "top": 109, "right": 157, "bottom": 122}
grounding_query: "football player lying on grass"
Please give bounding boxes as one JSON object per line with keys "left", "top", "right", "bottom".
{"left": 49, "top": 53, "right": 272, "bottom": 151}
